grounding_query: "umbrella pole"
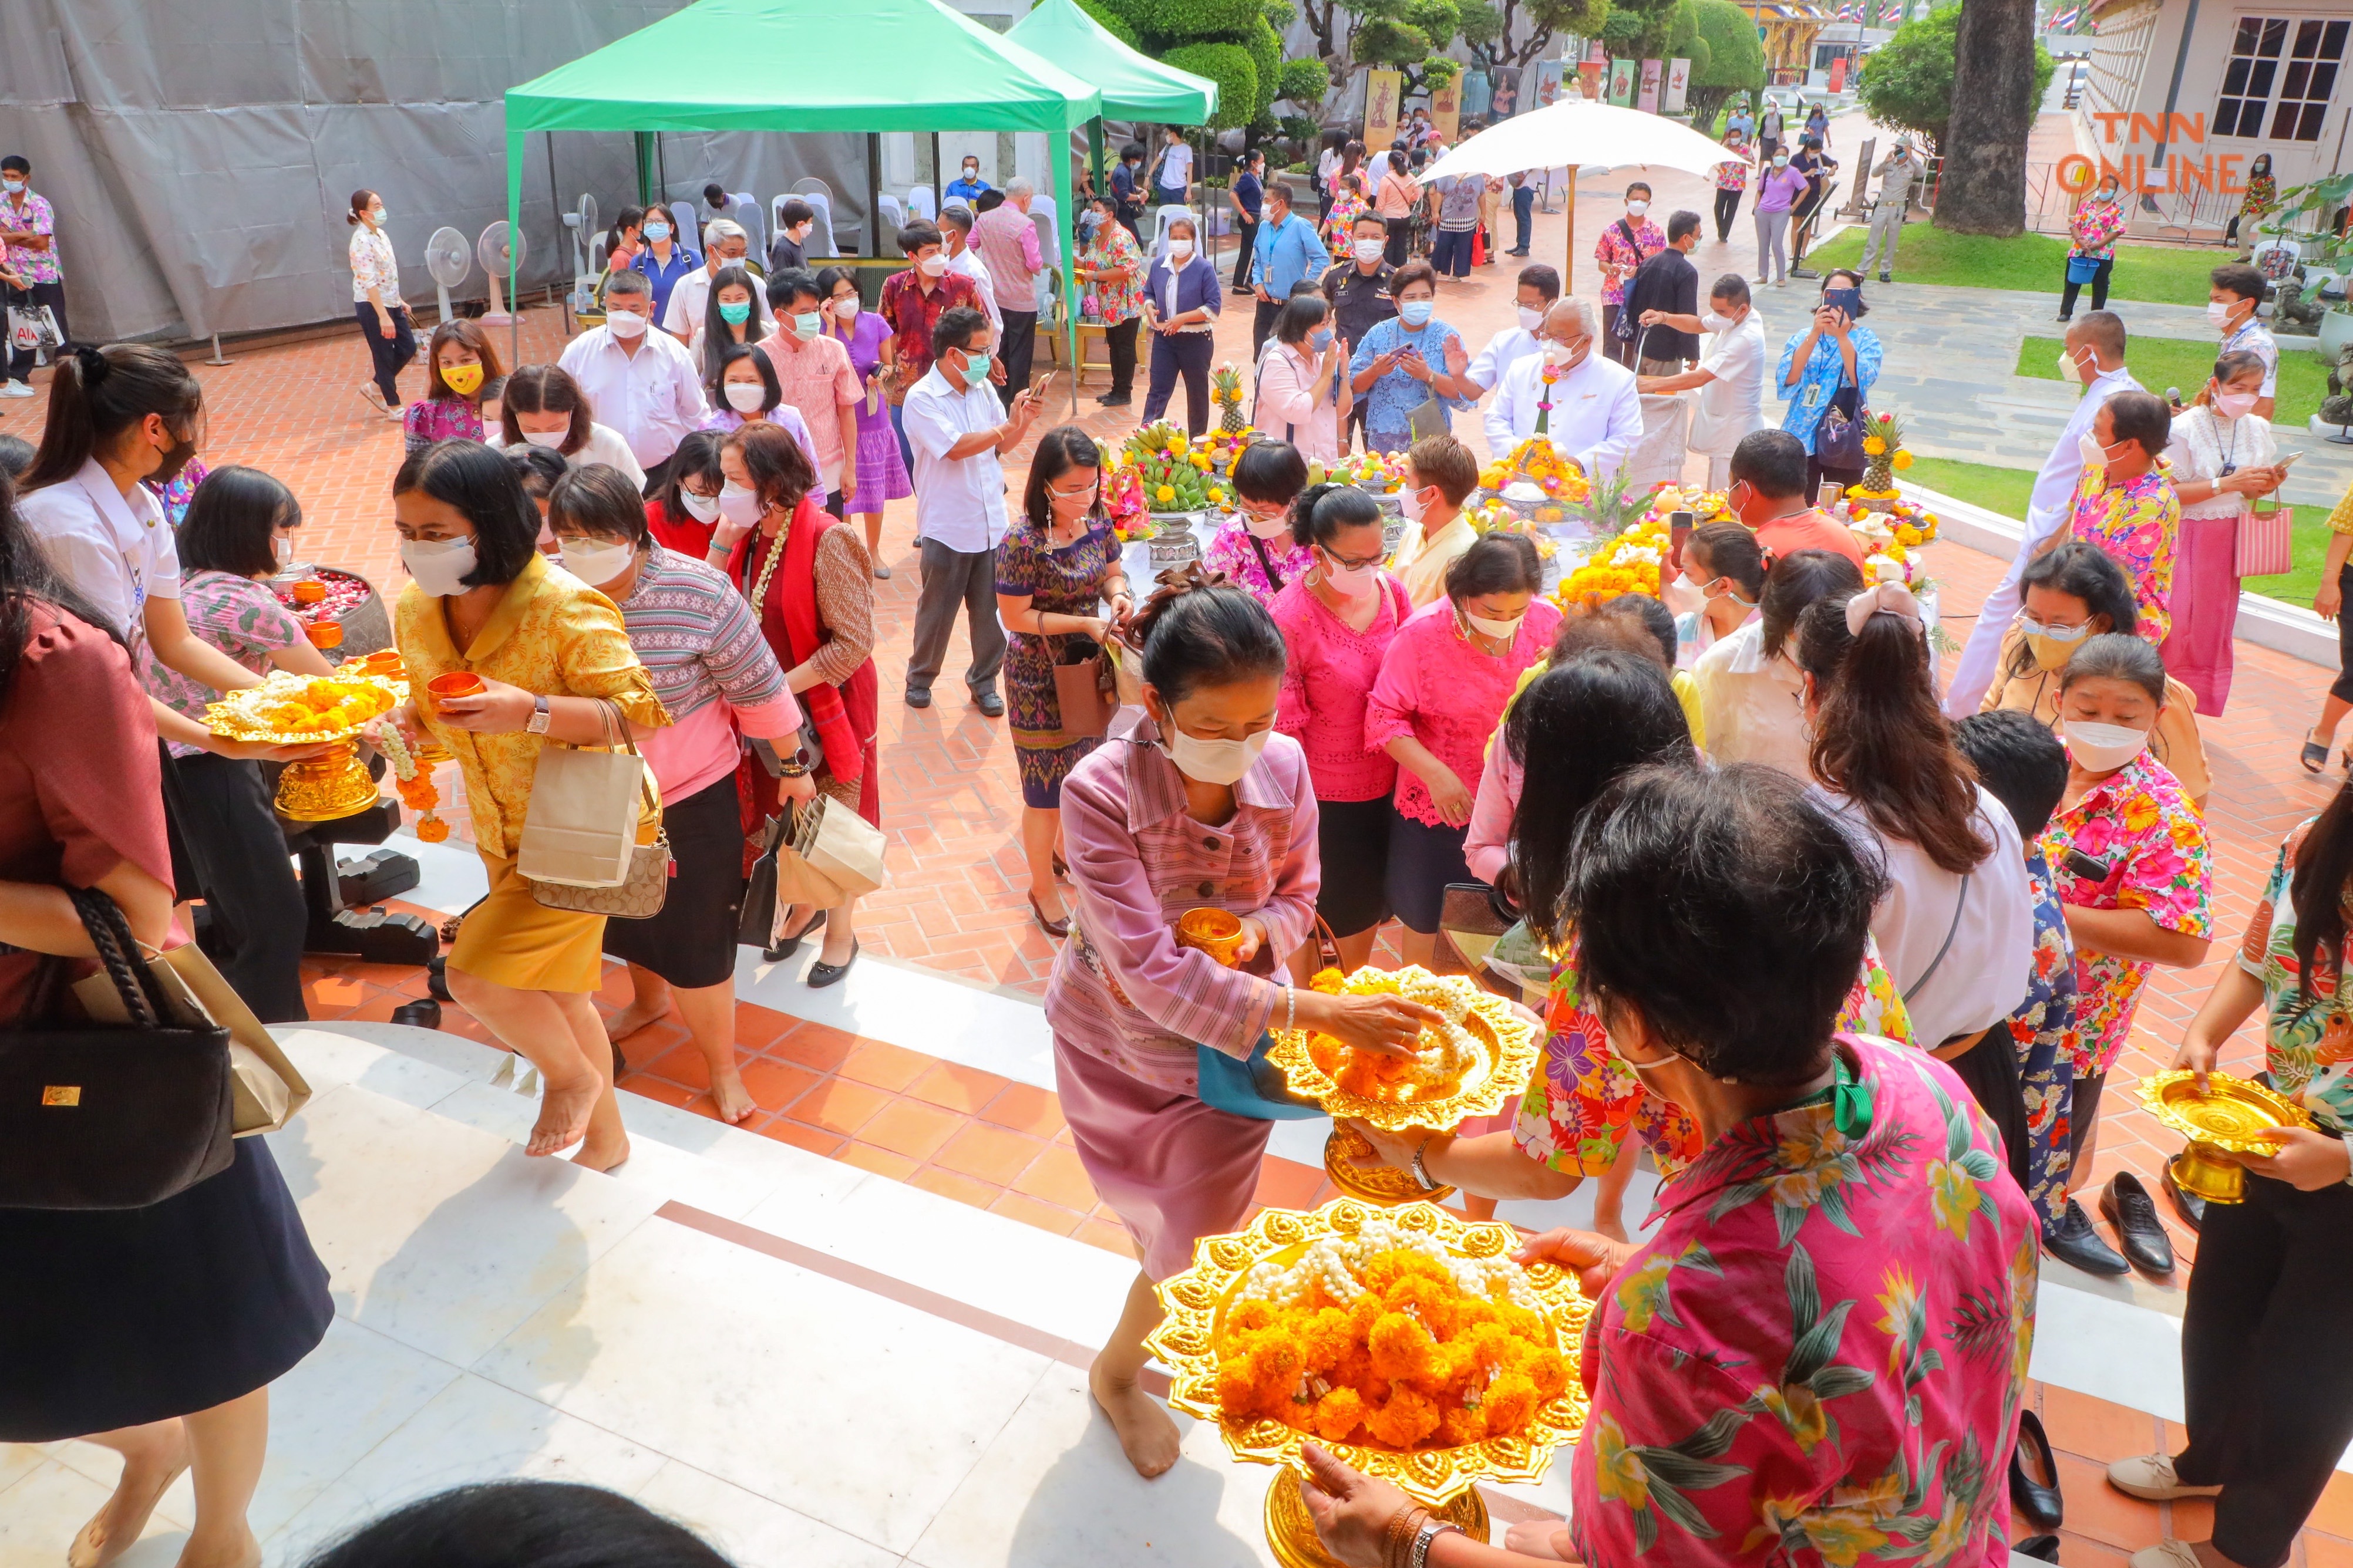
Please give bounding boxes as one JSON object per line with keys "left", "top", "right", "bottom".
{"left": 1563, "top": 166, "right": 1578, "bottom": 297}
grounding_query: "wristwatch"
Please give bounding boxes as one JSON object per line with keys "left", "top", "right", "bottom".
{"left": 1409, "top": 1138, "right": 1442, "bottom": 1193}
{"left": 526, "top": 694, "right": 552, "bottom": 735}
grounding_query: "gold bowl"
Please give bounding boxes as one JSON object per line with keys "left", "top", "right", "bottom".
{"left": 1148, "top": 1201, "right": 1588, "bottom": 1565}
{"left": 2136, "top": 1069, "right": 2314, "bottom": 1203}
{"left": 205, "top": 671, "right": 407, "bottom": 822}
{"left": 1176, "top": 907, "right": 1248, "bottom": 967}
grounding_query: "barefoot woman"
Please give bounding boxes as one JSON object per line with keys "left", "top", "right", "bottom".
{"left": 389, "top": 440, "right": 668, "bottom": 1169}
{"left": 1052, "top": 569, "right": 1439, "bottom": 1476}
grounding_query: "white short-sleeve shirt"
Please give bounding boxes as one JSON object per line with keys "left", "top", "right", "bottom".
{"left": 661, "top": 264, "right": 776, "bottom": 339}
{"left": 484, "top": 422, "right": 648, "bottom": 491}
{"left": 1689, "top": 309, "right": 1769, "bottom": 454}
{"left": 900, "top": 366, "right": 1009, "bottom": 554}
{"left": 16, "top": 458, "right": 181, "bottom": 636}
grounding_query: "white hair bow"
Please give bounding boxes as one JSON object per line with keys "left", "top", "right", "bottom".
{"left": 1844, "top": 581, "right": 1924, "bottom": 635}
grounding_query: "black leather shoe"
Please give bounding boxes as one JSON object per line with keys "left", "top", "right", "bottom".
{"left": 2162, "top": 1160, "right": 2206, "bottom": 1233}
{"left": 2014, "top": 1534, "right": 2061, "bottom": 1563}
{"left": 2100, "top": 1171, "right": 2177, "bottom": 1275}
{"left": 763, "top": 908, "right": 826, "bottom": 964}
{"left": 2009, "top": 1409, "right": 2065, "bottom": 1529}
{"left": 975, "top": 689, "right": 1005, "bottom": 718}
{"left": 905, "top": 687, "right": 933, "bottom": 709}
{"left": 2045, "top": 1199, "right": 2129, "bottom": 1276}
{"left": 390, "top": 998, "right": 442, "bottom": 1031}
{"left": 808, "top": 939, "right": 860, "bottom": 989}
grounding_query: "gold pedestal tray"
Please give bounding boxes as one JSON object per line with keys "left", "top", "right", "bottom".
{"left": 1324, "top": 1124, "right": 1455, "bottom": 1206}
{"left": 275, "top": 740, "right": 382, "bottom": 822}
{"left": 2137, "top": 1069, "right": 2314, "bottom": 1203}
{"left": 1263, "top": 1468, "right": 1489, "bottom": 1568}
{"left": 1147, "top": 1201, "right": 1588, "bottom": 1568}
{"left": 204, "top": 671, "right": 406, "bottom": 823}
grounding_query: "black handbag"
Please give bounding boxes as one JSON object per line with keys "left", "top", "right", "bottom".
{"left": 0, "top": 888, "right": 235, "bottom": 1211}
{"left": 738, "top": 814, "right": 783, "bottom": 948}
{"left": 1813, "top": 386, "right": 1867, "bottom": 470}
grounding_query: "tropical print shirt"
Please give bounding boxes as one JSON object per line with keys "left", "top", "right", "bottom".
{"left": 2008, "top": 846, "right": 2080, "bottom": 1230}
{"left": 877, "top": 266, "right": 984, "bottom": 389}
{"left": 2039, "top": 751, "right": 2211, "bottom": 1077}
{"left": 1, "top": 190, "right": 60, "bottom": 285}
{"left": 2238, "top": 820, "right": 2353, "bottom": 1136}
{"left": 1775, "top": 326, "right": 1884, "bottom": 451}
{"left": 1080, "top": 220, "right": 1146, "bottom": 327}
{"left": 1715, "top": 145, "right": 1755, "bottom": 191}
{"left": 1513, "top": 937, "right": 1913, "bottom": 1179}
{"left": 2067, "top": 194, "right": 2126, "bottom": 261}
{"left": 1594, "top": 215, "right": 1665, "bottom": 306}
{"left": 142, "top": 569, "right": 307, "bottom": 758}
{"left": 2066, "top": 463, "right": 2180, "bottom": 644}
{"left": 1568, "top": 1035, "right": 2038, "bottom": 1567}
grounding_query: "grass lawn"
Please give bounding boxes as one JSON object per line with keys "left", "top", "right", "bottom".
{"left": 1805, "top": 226, "right": 2221, "bottom": 307}
{"left": 1904, "top": 453, "right": 2331, "bottom": 603}
{"left": 2013, "top": 334, "right": 2328, "bottom": 427}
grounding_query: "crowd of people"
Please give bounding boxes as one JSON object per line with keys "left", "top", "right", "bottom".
{"left": 4, "top": 120, "right": 2352, "bottom": 1568}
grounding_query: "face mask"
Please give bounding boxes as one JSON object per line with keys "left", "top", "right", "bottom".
{"left": 273, "top": 535, "right": 294, "bottom": 568}
{"left": 679, "top": 488, "right": 723, "bottom": 523}
{"left": 1399, "top": 299, "right": 1433, "bottom": 327}
{"left": 1170, "top": 239, "right": 1194, "bottom": 259}
{"left": 962, "top": 167, "right": 979, "bottom": 181}
{"left": 2021, "top": 615, "right": 2091, "bottom": 670}
{"left": 830, "top": 296, "right": 860, "bottom": 321}
{"left": 1399, "top": 485, "right": 1431, "bottom": 523}
{"left": 400, "top": 537, "right": 477, "bottom": 596}
{"left": 917, "top": 253, "right": 949, "bottom": 277}
{"left": 1701, "top": 309, "right": 1739, "bottom": 332}
{"left": 1240, "top": 506, "right": 1290, "bottom": 541}
{"left": 2078, "top": 432, "right": 2115, "bottom": 468}
{"left": 717, "top": 483, "right": 762, "bottom": 527}
{"left": 1160, "top": 724, "right": 1270, "bottom": 787}
{"left": 1310, "top": 328, "right": 1334, "bottom": 350}
{"left": 558, "top": 538, "right": 635, "bottom": 586}
{"left": 1354, "top": 238, "right": 1386, "bottom": 264}
{"left": 719, "top": 299, "right": 752, "bottom": 326}
{"left": 606, "top": 308, "right": 649, "bottom": 338}
{"left": 791, "top": 223, "right": 811, "bottom": 242}
{"left": 791, "top": 310, "right": 822, "bottom": 340}
{"left": 440, "top": 362, "right": 484, "bottom": 396}
{"left": 960, "top": 349, "right": 992, "bottom": 389}
{"left": 0, "top": 179, "right": 22, "bottom": 195}
{"left": 1320, "top": 551, "right": 1383, "bottom": 598}
{"left": 368, "top": 207, "right": 386, "bottom": 226}
{"left": 150, "top": 430, "right": 198, "bottom": 488}
{"left": 2216, "top": 389, "right": 2260, "bottom": 419}
{"left": 1772, "top": 155, "right": 1790, "bottom": 168}
{"left": 1463, "top": 607, "right": 1524, "bottom": 640}
{"left": 1517, "top": 305, "right": 1545, "bottom": 332}
{"left": 2056, "top": 349, "right": 2085, "bottom": 386}
{"left": 2207, "top": 299, "right": 2238, "bottom": 328}
{"left": 644, "top": 221, "right": 671, "bottom": 242}
{"left": 2063, "top": 719, "right": 2150, "bottom": 773}
{"left": 1625, "top": 200, "right": 1649, "bottom": 216}
{"left": 725, "top": 380, "right": 767, "bottom": 413}
{"left": 522, "top": 427, "right": 569, "bottom": 449}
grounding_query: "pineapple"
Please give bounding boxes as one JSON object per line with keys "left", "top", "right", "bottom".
{"left": 1210, "top": 362, "right": 1247, "bottom": 434}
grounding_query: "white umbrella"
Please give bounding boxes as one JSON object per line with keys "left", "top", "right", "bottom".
{"left": 1420, "top": 101, "right": 1739, "bottom": 280}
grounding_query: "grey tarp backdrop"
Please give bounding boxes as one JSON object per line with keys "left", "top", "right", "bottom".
{"left": 0, "top": 0, "right": 882, "bottom": 343}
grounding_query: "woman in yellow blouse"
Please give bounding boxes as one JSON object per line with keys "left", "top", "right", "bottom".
{"left": 386, "top": 441, "right": 669, "bottom": 1169}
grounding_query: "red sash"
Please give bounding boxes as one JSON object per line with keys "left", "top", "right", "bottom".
{"left": 725, "top": 494, "right": 878, "bottom": 822}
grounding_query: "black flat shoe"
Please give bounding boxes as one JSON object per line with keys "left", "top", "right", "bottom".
{"left": 2162, "top": 1161, "right": 2206, "bottom": 1233}
{"left": 2015, "top": 1534, "right": 2061, "bottom": 1563}
{"left": 975, "top": 690, "right": 1005, "bottom": 718}
{"left": 763, "top": 908, "right": 826, "bottom": 963}
{"left": 2009, "top": 1409, "right": 2065, "bottom": 1529}
{"left": 2045, "top": 1199, "right": 2129, "bottom": 1276}
{"left": 905, "top": 687, "right": 933, "bottom": 709}
{"left": 2100, "top": 1171, "right": 2177, "bottom": 1275}
{"left": 808, "top": 939, "right": 859, "bottom": 989}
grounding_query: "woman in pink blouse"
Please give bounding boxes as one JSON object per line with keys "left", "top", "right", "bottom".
{"left": 1049, "top": 570, "right": 1439, "bottom": 1480}
{"left": 1368, "top": 534, "right": 1559, "bottom": 969}
{"left": 1200, "top": 441, "right": 1313, "bottom": 604}
{"left": 1253, "top": 293, "right": 1351, "bottom": 462}
{"left": 1272, "top": 484, "right": 1412, "bottom": 977}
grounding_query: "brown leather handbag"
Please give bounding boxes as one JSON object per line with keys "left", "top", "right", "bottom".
{"left": 1052, "top": 635, "right": 1117, "bottom": 740}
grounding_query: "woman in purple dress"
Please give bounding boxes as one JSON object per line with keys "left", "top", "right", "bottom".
{"left": 818, "top": 266, "right": 913, "bottom": 579}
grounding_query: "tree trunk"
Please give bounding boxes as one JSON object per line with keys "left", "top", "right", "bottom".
{"left": 1934, "top": 0, "right": 2037, "bottom": 235}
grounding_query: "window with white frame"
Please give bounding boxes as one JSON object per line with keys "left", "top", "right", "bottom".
{"left": 2216, "top": 15, "right": 2348, "bottom": 141}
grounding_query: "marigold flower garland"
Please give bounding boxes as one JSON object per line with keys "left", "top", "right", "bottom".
{"left": 1304, "top": 966, "right": 1483, "bottom": 1101}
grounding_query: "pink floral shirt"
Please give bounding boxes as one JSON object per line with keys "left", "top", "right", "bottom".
{"left": 1272, "top": 573, "right": 1412, "bottom": 802}
{"left": 2067, "top": 463, "right": 2180, "bottom": 643}
{"left": 403, "top": 394, "right": 486, "bottom": 454}
{"left": 2068, "top": 193, "right": 2126, "bottom": 261}
{"left": 2039, "top": 751, "right": 2211, "bottom": 1076}
{"left": 1569, "top": 1036, "right": 2038, "bottom": 1568}
{"left": 2, "top": 191, "right": 59, "bottom": 286}
{"left": 1201, "top": 517, "right": 1314, "bottom": 605}
{"left": 1365, "top": 596, "right": 1562, "bottom": 827}
{"left": 1714, "top": 146, "right": 1755, "bottom": 192}
{"left": 1593, "top": 215, "right": 1665, "bottom": 306}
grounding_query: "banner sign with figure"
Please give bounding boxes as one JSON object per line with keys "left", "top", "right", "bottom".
{"left": 1366, "top": 69, "right": 1403, "bottom": 146}
{"left": 1664, "top": 56, "right": 1691, "bottom": 113}
{"left": 1431, "top": 75, "right": 1462, "bottom": 143}
{"left": 1607, "top": 57, "right": 1636, "bottom": 105}
{"left": 1534, "top": 60, "right": 1567, "bottom": 108}
{"left": 1636, "top": 58, "right": 1662, "bottom": 112}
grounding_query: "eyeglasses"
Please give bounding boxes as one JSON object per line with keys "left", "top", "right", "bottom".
{"left": 1321, "top": 545, "right": 1387, "bottom": 571}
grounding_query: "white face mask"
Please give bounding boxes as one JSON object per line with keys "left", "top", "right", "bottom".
{"left": 558, "top": 538, "right": 635, "bottom": 586}
{"left": 400, "top": 537, "right": 477, "bottom": 597}
{"left": 521, "top": 426, "right": 569, "bottom": 449}
{"left": 1169, "top": 238, "right": 1194, "bottom": 259}
{"left": 1239, "top": 505, "right": 1290, "bottom": 541}
{"left": 830, "top": 296, "right": 860, "bottom": 321}
{"left": 1625, "top": 200, "right": 1649, "bottom": 216}
{"left": 2056, "top": 348, "right": 2086, "bottom": 385}
{"left": 605, "top": 307, "right": 649, "bottom": 339}
{"left": 917, "top": 253, "right": 949, "bottom": 278}
{"left": 716, "top": 483, "right": 763, "bottom": 527}
{"left": 273, "top": 535, "right": 294, "bottom": 568}
{"left": 1463, "top": 606, "right": 1525, "bottom": 640}
{"left": 1398, "top": 485, "right": 1431, "bottom": 523}
{"left": 724, "top": 380, "right": 767, "bottom": 413}
{"left": 1701, "top": 308, "right": 1741, "bottom": 332}
{"left": 1319, "top": 550, "right": 1383, "bottom": 598}
{"left": 1160, "top": 724, "right": 1271, "bottom": 787}
{"left": 679, "top": 487, "right": 723, "bottom": 522}
{"left": 1353, "top": 238, "right": 1386, "bottom": 264}
{"left": 2078, "top": 432, "right": 2115, "bottom": 468}
{"left": 2063, "top": 719, "right": 2150, "bottom": 773}
{"left": 2207, "top": 299, "right": 2240, "bottom": 328}
{"left": 1516, "top": 305, "right": 1545, "bottom": 332}
{"left": 2215, "top": 389, "right": 2260, "bottom": 419}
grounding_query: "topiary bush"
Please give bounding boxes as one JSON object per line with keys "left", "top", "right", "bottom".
{"left": 1165, "top": 41, "right": 1261, "bottom": 130}
{"left": 1278, "top": 56, "right": 1332, "bottom": 106}
{"left": 1129, "top": 0, "right": 1263, "bottom": 35}
{"left": 1074, "top": 0, "right": 1146, "bottom": 47}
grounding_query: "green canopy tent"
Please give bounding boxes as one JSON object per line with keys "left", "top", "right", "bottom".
{"left": 1005, "top": 0, "right": 1217, "bottom": 201}
{"left": 503, "top": 0, "right": 1102, "bottom": 409}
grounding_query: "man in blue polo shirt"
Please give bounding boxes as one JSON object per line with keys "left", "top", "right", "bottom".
{"left": 1244, "top": 181, "right": 1331, "bottom": 360}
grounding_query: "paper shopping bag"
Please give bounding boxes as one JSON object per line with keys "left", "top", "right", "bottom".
{"left": 75, "top": 942, "right": 312, "bottom": 1137}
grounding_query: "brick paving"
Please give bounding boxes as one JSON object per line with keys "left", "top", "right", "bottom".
{"left": 18, "top": 110, "right": 2353, "bottom": 1558}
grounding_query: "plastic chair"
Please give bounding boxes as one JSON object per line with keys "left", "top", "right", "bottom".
{"left": 876, "top": 193, "right": 907, "bottom": 255}
{"left": 1150, "top": 203, "right": 1194, "bottom": 260}
{"left": 1028, "top": 194, "right": 1061, "bottom": 272}
{"left": 799, "top": 191, "right": 842, "bottom": 261}
{"left": 907, "top": 185, "right": 938, "bottom": 221}
{"left": 730, "top": 197, "right": 766, "bottom": 261}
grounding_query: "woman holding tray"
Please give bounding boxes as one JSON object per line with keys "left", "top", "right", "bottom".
{"left": 1051, "top": 566, "right": 1440, "bottom": 1479}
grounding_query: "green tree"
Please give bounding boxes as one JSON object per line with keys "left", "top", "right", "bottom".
{"left": 1092, "top": 0, "right": 1294, "bottom": 129}
{"left": 1164, "top": 39, "right": 1260, "bottom": 129}
{"left": 1941, "top": 0, "right": 2047, "bottom": 234}
{"left": 1456, "top": 0, "right": 1612, "bottom": 72}
{"left": 1684, "top": 0, "right": 1763, "bottom": 130}
{"left": 1352, "top": 0, "right": 1466, "bottom": 100}
{"left": 1857, "top": 3, "right": 2052, "bottom": 150}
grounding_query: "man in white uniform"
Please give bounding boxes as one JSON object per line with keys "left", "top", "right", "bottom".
{"left": 1463, "top": 263, "right": 1560, "bottom": 393}
{"left": 1944, "top": 310, "right": 2140, "bottom": 716}
{"left": 1484, "top": 298, "right": 1644, "bottom": 483}
{"left": 1636, "top": 271, "right": 1766, "bottom": 491}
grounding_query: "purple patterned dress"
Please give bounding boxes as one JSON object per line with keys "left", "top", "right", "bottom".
{"left": 996, "top": 515, "right": 1120, "bottom": 810}
{"left": 829, "top": 311, "right": 912, "bottom": 520}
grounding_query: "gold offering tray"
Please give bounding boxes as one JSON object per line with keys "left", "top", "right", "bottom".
{"left": 2136, "top": 1069, "right": 2314, "bottom": 1203}
{"left": 1148, "top": 1201, "right": 1588, "bottom": 1564}
{"left": 1267, "top": 967, "right": 1539, "bottom": 1205}
{"left": 204, "top": 671, "right": 408, "bottom": 823}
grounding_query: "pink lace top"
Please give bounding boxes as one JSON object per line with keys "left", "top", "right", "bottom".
{"left": 1271, "top": 572, "right": 1412, "bottom": 802}
{"left": 1366, "top": 596, "right": 1562, "bottom": 826}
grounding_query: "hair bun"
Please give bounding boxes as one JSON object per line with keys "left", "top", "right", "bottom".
{"left": 72, "top": 345, "right": 109, "bottom": 386}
